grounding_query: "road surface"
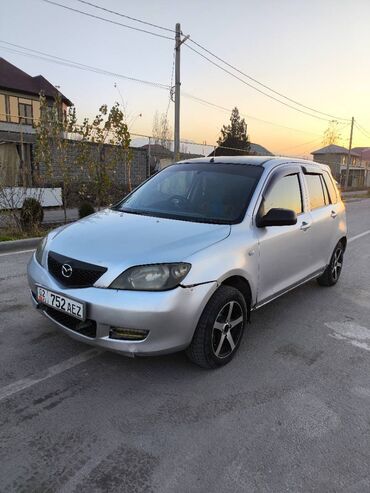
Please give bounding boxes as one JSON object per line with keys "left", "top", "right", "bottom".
{"left": 1, "top": 199, "right": 370, "bottom": 492}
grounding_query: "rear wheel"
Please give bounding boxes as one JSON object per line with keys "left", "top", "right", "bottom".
{"left": 317, "top": 241, "right": 344, "bottom": 287}
{"left": 186, "top": 285, "right": 247, "bottom": 369}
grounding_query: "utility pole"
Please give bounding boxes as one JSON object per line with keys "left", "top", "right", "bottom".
{"left": 174, "top": 23, "right": 181, "bottom": 161}
{"left": 344, "top": 116, "right": 354, "bottom": 190}
{"left": 174, "top": 23, "right": 189, "bottom": 161}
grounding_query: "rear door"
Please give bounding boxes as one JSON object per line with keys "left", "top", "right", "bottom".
{"left": 255, "top": 166, "right": 314, "bottom": 305}
{"left": 302, "top": 171, "right": 339, "bottom": 271}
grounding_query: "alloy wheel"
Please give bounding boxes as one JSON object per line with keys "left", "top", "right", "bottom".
{"left": 332, "top": 247, "right": 343, "bottom": 281}
{"left": 211, "top": 301, "right": 244, "bottom": 359}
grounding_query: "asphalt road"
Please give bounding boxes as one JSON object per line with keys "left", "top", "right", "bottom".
{"left": 1, "top": 199, "right": 370, "bottom": 493}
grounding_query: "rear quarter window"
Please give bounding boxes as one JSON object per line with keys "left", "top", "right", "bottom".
{"left": 323, "top": 171, "right": 338, "bottom": 204}
{"left": 305, "top": 174, "right": 326, "bottom": 210}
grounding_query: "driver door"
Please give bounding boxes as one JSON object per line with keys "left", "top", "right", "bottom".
{"left": 255, "top": 167, "right": 314, "bottom": 306}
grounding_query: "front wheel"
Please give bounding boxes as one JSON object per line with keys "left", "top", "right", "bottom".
{"left": 317, "top": 241, "right": 345, "bottom": 287}
{"left": 186, "top": 285, "right": 247, "bottom": 369}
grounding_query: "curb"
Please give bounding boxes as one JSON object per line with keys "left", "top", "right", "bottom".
{"left": 0, "top": 237, "right": 41, "bottom": 254}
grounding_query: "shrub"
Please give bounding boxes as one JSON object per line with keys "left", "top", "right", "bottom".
{"left": 78, "top": 201, "right": 95, "bottom": 218}
{"left": 20, "top": 198, "right": 44, "bottom": 231}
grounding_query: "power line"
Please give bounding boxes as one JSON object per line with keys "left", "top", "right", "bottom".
{"left": 185, "top": 44, "right": 335, "bottom": 123}
{"left": 165, "top": 50, "right": 176, "bottom": 119}
{"left": 41, "top": 1, "right": 349, "bottom": 125}
{"left": 354, "top": 121, "right": 370, "bottom": 140}
{"left": 39, "top": 1, "right": 351, "bottom": 126}
{"left": 0, "top": 41, "right": 170, "bottom": 90}
{"left": 278, "top": 137, "right": 324, "bottom": 154}
{"left": 40, "top": 0, "right": 173, "bottom": 40}
{"left": 188, "top": 38, "right": 349, "bottom": 122}
{"left": 66, "top": 1, "right": 349, "bottom": 123}
{"left": 1, "top": 40, "right": 328, "bottom": 142}
{"left": 182, "top": 92, "right": 323, "bottom": 137}
{"left": 74, "top": 0, "right": 175, "bottom": 33}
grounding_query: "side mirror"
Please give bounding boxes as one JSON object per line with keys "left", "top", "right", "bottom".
{"left": 258, "top": 208, "right": 297, "bottom": 227}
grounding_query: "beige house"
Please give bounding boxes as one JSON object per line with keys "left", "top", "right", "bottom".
{"left": 0, "top": 57, "right": 72, "bottom": 186}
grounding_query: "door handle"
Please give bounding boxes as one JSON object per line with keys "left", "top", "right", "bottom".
{"left": 300, "top": 221, "right": 311, "bottom": 231}
{"left": 331, "top": 210, "right": 337, "bottom": 219}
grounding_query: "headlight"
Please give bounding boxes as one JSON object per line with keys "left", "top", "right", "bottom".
{"left": 35, "top": 236, "right": 48, "bottom": 266}
{"left": 110, "top": 263, "right": 191, "bottom": 291}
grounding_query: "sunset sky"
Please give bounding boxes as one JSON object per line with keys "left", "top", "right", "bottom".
{"left": 1, "top": 0, "right": 370, "bottom": 157}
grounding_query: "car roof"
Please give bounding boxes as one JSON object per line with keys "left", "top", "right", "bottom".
{"left": 177, "top": 155, "right": 330, "bottom": 173}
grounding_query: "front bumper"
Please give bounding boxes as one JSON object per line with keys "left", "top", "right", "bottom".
{"left": 27, "top": 254, "right": 217, "bottom": 356}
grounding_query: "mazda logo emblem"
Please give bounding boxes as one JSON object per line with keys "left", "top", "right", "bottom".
{"left": 61, "top": 263, "right": 73, "bottom": 278}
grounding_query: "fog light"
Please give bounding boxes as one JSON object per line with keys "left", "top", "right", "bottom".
{"left": 109, "top": 327, "right": 149, "bottom": 341}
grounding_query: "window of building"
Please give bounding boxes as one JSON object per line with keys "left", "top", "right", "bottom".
{"left": 19, "top": 102, "right": 33, "bottom": 125}
{"left": 305, "top": 174, "right": 327, "bottom": 210}
{"left": 262, "top": 174, "right": 303, "bottom": 215}
{"left": 5, "top": 95, "right": 10, "bottom": 121}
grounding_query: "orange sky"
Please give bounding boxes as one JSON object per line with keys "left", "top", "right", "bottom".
{"left": 1, "top": 0, "right": 369, "bottom": 157}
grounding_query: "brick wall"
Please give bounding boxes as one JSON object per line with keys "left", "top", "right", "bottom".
{"left": 38, "top": 139, "right": 148, "bottom": 185}
{"left": 35, "top": 139, "right": 148, "bottom": 204}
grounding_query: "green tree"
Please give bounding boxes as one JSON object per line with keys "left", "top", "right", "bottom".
{"left": 217, "top": 107, "right": 251, "bottom": 155}
{"left": 76, "top": 102, "right": 131, "bottom": 209}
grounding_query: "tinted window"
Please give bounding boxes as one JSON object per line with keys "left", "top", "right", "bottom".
{"left": 262, "top": 174, "right": 302, "bottom": 215}
{"left": 323, "top": 172, "right": 338, "bottom": 204}
{"left": 305, "top": 174, "right": 326, "bottom": 209}
{"left": 115, "top": 163, "right": 263, "bottom": 224}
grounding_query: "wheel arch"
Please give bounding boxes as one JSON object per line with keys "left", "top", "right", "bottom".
{"left": 339, "top": 236, "right": 347, "bottom": 251}
{"left": 221, "top": 275, "right": 252, "bottom": 307}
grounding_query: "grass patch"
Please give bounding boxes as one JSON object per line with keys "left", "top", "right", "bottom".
{"left": 0, "top": 226, "right": 52, "bottom": 242}
{"left": 0, "top": 234, "right": 16, "bottom": 242}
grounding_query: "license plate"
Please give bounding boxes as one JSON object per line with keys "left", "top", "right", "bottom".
{"left": 37, "top": 287, "right": 85, "bottom": 320}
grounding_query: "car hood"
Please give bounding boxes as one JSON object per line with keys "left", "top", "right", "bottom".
{"left": 48, "top": 209, "right": 230, "bottom": 277}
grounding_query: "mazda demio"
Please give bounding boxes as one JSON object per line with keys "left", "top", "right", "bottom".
{"left": 28, "top": 156, "right": 346, "bottom": 368}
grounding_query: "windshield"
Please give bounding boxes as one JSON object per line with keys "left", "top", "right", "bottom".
{"left": 114, "top": 162, "right": 263, "bottom": 224}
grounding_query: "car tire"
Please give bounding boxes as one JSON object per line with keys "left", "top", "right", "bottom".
{"left": 317, "top": 241, "right": 345, "bottom": 287}
{"left": 186, "top": 285, "right": 247, "bottom": 369}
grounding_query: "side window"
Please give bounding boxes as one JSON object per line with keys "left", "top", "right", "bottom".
{"left": 262, "top": 174, "right": 303, "bottom": 215}
{"left": 323, "top": 172, "right": 338, "bottom": 204}
{"left": 305, "top": 174, "right": 326, "bottom": 210}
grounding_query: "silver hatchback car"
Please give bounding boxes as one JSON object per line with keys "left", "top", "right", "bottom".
{"left": 28, "top": 156, "right": 346, "bottom": 368}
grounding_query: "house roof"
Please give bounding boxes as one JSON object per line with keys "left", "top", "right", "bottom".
{"left": 352, "top": 147, "right": 370, "bottom": 161}
{"left": 208, "top": 142, "right": 273, "bottom": 157}
{"left": 311, "top": 144, "right": 360, "bottom": 157}
{"left": 0, "top": 58, "right": 72, "bottom": 106}
{"left": 249, "top": 143, "right": 273, "bottom": 156}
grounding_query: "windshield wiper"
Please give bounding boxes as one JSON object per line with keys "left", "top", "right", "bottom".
{"left": 118, "top": 208, "right": 157, "bottom": 218}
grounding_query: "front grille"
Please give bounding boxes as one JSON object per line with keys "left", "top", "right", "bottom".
{"left": 44, "top": 306, "right": 97, "bottom": 338}
{"left": 48, "top": 251, "right": 107, "bottom": 288}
